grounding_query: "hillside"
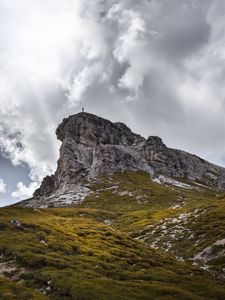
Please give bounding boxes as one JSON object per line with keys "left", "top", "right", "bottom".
{"left": 78, "top": 171, "right": 225, "bottom": 277}
{"left": 1, "top": 112, "right": 225, "bottom": 299}
{"left": 1, "top": 199, "right": 225, "bottom": 299}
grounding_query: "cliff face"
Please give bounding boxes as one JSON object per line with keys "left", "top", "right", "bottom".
{"left": 30, "top": 112, "right": 225, "bottom": 206}
{"left": 138, "top": 136, "right": 225, "bottom": 189}
{"left": 53, "top": 113, "right": 151, "bottom": 185}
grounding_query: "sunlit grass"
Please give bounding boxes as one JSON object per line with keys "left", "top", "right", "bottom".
{"left": 1, "top": 171, "right": 225, "bottom": 299}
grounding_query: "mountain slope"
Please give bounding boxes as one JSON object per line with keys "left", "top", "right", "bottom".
{"left": 1, "top": 206, "right": 225, "bottom": 300}
{"left": 74, "top": 170, "right": 225, "bottom": 278}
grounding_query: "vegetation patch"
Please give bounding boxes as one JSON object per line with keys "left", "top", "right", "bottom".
{"left": 1, "top": 171, "right": 225, "bottom": 299}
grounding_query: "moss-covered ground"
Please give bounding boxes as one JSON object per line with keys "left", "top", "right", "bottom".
{"left": 81, "top": 171, "right": 225, "bottom": 275}
{"left": 1, "top": 171, "right": 225, "bottom": 299}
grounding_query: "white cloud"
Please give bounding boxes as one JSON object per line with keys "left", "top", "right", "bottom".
{"left": 0, "top": 178, "right": 7, "bottom": 194}
{"left": 66, "top": 62, "right": 106, "bottom": 106}
{"left": 110, "top": 4, "right": 150, "bottom": 96}
{"left": 11, "top": 181, "right": 39, "bottom": 201}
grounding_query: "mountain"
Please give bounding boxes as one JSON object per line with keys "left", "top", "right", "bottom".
{"left": 20, "top": 112, "right": 225, "bottom": 208}
{"left": 1, "top": 112, "right": 225, "bottom": 299}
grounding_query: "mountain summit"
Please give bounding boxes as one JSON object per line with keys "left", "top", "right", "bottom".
{"left": 20, "top": 112, "right": 225, "bottom": 207}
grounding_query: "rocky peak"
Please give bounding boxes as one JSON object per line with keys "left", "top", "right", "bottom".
{"left": 34, "top": 113, "right": 153, "bottom": 199}
{"left": 56, "top": 112, "right": 142, "bottom": 147}
{"left": 30, "top": 112, "right": 225, "bottom": 206}
{"left": 146, "top": 136, "right": 165, "bottom": 147}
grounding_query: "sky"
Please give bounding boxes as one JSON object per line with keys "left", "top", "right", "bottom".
{"left": 0, "top": 0, "right": 224, "bottom": 206}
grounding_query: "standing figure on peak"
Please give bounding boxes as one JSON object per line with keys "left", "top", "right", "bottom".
{"left": 82, "top": 107, "right": 84, "bottom": 112}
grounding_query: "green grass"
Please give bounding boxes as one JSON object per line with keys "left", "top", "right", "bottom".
{"left": 0, "top": 276, "right": 48, "bottom": 300}
{"left": 0, "top": 206, "right": 225, "bottom": 299}
{"left": 80, "top": 171, "right": 225, "bottom": 274}
{"left": 1, "top": 171, "right": 225, "bottom": 299}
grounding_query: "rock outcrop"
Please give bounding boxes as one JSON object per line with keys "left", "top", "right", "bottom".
{"left": 20, "top": 112, "right": 225, "bottom": 207}
{"left": 138, "top": 136, "right": 225, "bottom": 190}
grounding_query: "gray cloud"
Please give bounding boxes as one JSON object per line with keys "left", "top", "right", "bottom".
{"left": 0, "top": 0, "right": 224, "bottom": 202}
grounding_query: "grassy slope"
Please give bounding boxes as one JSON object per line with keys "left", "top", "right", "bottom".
{"left": 0, "top": 171, "right": 225, "bottom": 299}
{"left": 81, "top": 171, "right": 225, "bottom": 274}
{"left": 0, "top": 276, "right": 48, "bottom": 300}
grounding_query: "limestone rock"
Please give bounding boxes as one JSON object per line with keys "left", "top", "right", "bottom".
{"left": 20, "top": 112, "right": 225, "bottom": 207}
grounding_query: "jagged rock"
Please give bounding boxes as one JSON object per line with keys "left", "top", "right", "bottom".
{"left": 56, "top": 113, "right": 141, "bottom": 146}
{"left": 138, "top": 139, "right": 225, "bottom": 189}
{"left": 33, "top": 175, "right": 55, "bottom": 197}
{"left": 35, "top": 113, "right": 153, "bottom": 199}
{"left": 19, "top": 112, "right": 225, "bottom": 207}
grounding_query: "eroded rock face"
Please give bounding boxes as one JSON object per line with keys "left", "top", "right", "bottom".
{"left": 55, "top": 113, "right": 152, "bottom": 181}
{"left": 30, "top": 112, "right": 225, "bottom": 205}
{"left": 55, "top": 113, "right": 143, "bottom": 146}
{"left": 138, "top": 137, "right": 225, "bottom": 190}
{"left": 33, "top": 113, "right": 153, "bottom": 199}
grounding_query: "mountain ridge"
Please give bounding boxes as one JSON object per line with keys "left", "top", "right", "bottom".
{"left": 18, "top": 112, "right": 225, "bottom": 208}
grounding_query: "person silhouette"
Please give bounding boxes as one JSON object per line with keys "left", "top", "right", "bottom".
{"left": 82, "top": 107, "right": 84, "bottom": 112}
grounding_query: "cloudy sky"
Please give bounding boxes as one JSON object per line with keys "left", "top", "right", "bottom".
{"left": 0, "top": 0, "right": 224, "bottom": 206}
